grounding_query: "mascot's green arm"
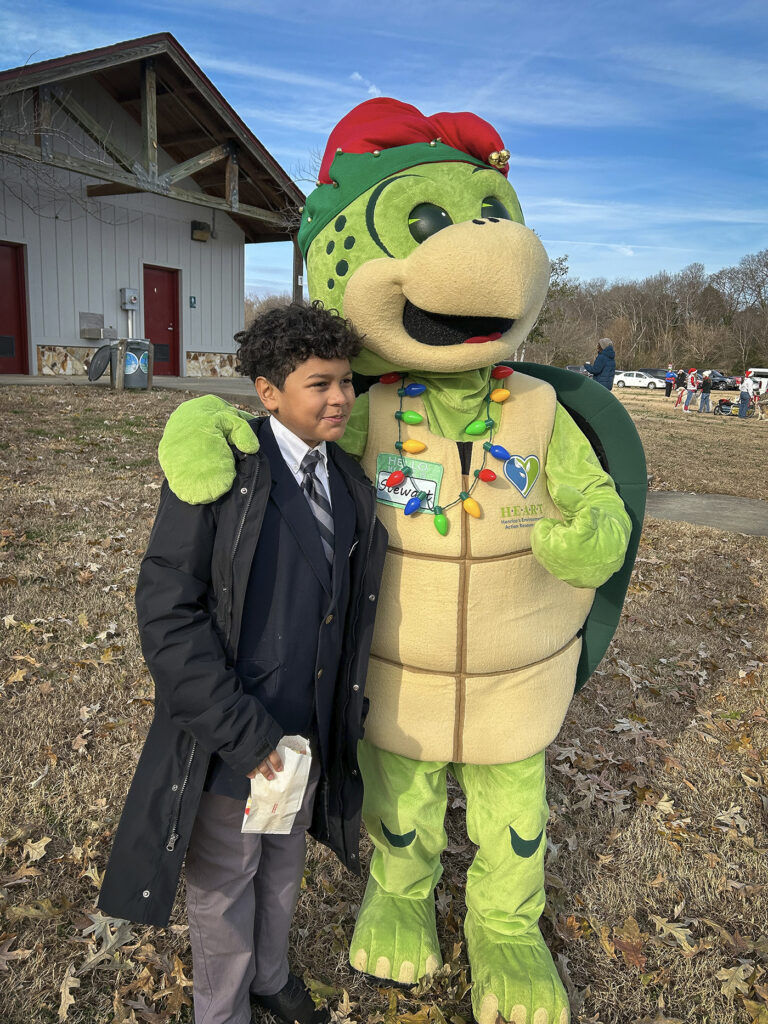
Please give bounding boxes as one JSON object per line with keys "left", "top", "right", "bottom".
{"left": 337, "top": 392, "right": 369, "bottom": 458}
{"left": 158, "top": 395, "right": 257, "bottom": 505}
{"left": 158, "top": 393, "right": 370, "bottom": 505}
{"left": 531, "top": 405, "right": 632, "bottom": 589}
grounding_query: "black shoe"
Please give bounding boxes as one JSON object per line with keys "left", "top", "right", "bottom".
{"left": 252, "top": 973, "right": 330, "bottom": 1024}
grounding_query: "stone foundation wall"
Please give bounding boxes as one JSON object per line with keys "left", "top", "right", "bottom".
{"left": 37, "top": 345, "right": 98, "bottom": 375}
{"left": 185, "top": 351, "right": 238, "bottom": 377}
{"left": 35, "top": 346, "right": 240, "bottom": 378}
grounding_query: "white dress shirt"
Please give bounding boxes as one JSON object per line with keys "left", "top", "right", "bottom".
{"left": 269, "top": 415, "right": 332, "bottom": 509}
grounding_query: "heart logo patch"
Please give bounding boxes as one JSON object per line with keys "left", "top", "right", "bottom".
{"left": 503, "top": 454, "right": 540, "bottom": 497}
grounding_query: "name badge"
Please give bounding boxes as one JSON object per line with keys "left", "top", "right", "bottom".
{"left": 375, "top": 453, "right": 444, "bottom": 512}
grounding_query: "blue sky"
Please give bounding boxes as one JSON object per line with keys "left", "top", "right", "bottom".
{"left": 2, "top": 0, "right": 767, "bottom": 297}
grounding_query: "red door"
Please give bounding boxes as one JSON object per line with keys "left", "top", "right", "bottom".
{"left": 0, "top": 243, "right": 29, "bottom": 374}
{"left": 143, "top": 265, "right": 180, "bottom": 375}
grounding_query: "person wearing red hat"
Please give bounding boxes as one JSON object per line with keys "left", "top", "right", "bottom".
{"left": 683, "top": 368, "right": 698, "bottom": 411}
{"left": 739, "top": 370, "right": 756, "bottom": 418}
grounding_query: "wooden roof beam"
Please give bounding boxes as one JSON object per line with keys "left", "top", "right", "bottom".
{"left": 50, "top": 84, "right": 137, "bottom": 173}
{"left": 161, "top": 142, "right": 230, "bottom": 186}
{"left": 140, "top": 58, "right": 158, "bottom": 181}
{"left": 0, "top": 136, "right": 287, "bottom": 227}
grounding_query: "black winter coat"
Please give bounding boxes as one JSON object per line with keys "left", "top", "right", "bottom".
{"left": 98, "top": 426, "right": 387, "bottom": 927}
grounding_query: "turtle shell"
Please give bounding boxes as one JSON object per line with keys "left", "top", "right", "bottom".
{"left": 508, "top": 362, "right": 647, "bottom": 691}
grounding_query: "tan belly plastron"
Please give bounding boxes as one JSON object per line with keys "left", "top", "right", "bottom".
{"left": 360, "top": 372, "right": 595, "bottom": 765}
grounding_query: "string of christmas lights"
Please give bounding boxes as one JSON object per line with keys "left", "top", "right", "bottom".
{"left": 379, "top": 365, "right": 514, "bottom": 535}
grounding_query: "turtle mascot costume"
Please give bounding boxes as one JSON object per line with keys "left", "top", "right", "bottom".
{"left": 157, "top": 99, "right": 646, "bottom": 1024}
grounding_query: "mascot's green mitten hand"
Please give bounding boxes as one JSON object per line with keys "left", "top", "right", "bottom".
{"left": 158, "top": 395, "right": 259, "bottom": 505}
{"left": 532, "top": 405, "right": 632, "bottom": 589}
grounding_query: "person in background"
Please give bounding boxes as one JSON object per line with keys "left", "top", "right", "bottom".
{"left": 739, "top": 370, "right": 756, "bottom": 418}
{"left": 664, "top": 365, "right": 676, "bottom": 398}
{"left": 584, "top": 338, "right": 616, "bottom": 390}
{"left": 698, "top": 371, "right": 712, "bottom": 414}
{"left": 683, "top": 368, "right": 698, "bottom": 412}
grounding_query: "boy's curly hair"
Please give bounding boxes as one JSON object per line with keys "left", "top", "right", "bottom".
{"left": 235, "top": 300, "right": 364, "bottom": 388}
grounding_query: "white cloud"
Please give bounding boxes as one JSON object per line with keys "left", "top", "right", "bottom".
{"left": 618, "top": 44, "right": 768, "bottom": 110}
{"left": 350, "top": 71, "right": 382, "bottom": 97}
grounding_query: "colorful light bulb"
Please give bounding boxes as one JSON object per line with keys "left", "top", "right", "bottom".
{"left": 465, "top": 418, "right": 489, "bottom": 436}
{"left": 404, "top": 491, "right": 427, "bottom": 516}
{"left": 475, "top": 468, "right": 497, "bottom": 482}
{"left": 460, "top": 491, "right": 481, "bottom": 518}
{"left": 395, "top": 410, "right": 424, "bottom": 425}
{"left": 491, "top": 365, "right": 514, "bottom": 379}
{"left": 380, "top": 371, "right": 402, "bottom": 384}
{"left": 483, "top": 442, "right": 511, "bottom": 460}
{"left": 385, "top": 470, "right": 407, "bottom": 487}
{"left": 397, "top": 439, "right": 426, "bottom": 454}
{"left": 490, "top": 388, "right": 510, "bottom": 403}
{"left": 398, "top": 383, "right": 427, "bottom": 397}
{"left": 433, "top": 507, "right": 448, "bottom": 535}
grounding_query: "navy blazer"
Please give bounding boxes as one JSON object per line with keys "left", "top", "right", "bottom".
{"left": 205, "top": 418, "right": 357, "bottom": 798}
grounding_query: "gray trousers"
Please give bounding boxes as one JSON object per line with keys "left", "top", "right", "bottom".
{"left": 185, "top": 760, "right": 320, "bottom": 1024}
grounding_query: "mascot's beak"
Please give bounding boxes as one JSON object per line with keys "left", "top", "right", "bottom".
{"left": 344, "top": 218, "right": 550, "bottom": 373}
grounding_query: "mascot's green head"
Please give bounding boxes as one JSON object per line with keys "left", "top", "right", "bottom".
{"left": 297, "top": 98, "right": 550, "bottom": 378}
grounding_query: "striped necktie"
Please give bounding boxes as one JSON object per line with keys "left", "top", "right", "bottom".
{"left": 299, "top": 449, "right": 334, "bottom": 565}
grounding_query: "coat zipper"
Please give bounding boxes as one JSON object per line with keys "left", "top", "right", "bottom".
{"left": 166, "top": 739, "right": 197, "bottom": 852}
{"left": 344, "top": 488, "right": 378, "bottom": 688}
{"left": 166, "top": 459, "right": 260, "bottom": 856}
{"left": 226, "top": 460, "right": 259, "bottom": 632}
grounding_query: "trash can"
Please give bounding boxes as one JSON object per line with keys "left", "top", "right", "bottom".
{"left": 112, "top": 339, "right": 150, "bottom": 389}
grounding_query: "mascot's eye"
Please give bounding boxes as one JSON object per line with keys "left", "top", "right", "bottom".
{"left": 408, "top": 203, "right": 453, "bottom": 243}
{"left": 480, "top": 196, "right": 512, "bottom": 220}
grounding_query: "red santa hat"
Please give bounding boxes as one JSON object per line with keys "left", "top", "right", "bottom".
{"left": 298, "top": 98, "right": 512, "bottom": 256}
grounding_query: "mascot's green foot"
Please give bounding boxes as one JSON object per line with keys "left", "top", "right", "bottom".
{"left": 464, "top": 913, "right": 569, "bottom": 1024}
{"left": 349, "top": 877, "right": 442, "bottom": 984}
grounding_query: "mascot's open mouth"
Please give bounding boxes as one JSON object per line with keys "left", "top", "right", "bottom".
{"left": 402, "top": 300, "right": 515, "bottom": 347}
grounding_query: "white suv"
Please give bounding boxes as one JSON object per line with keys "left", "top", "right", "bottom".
{"left": 614, "top": 371, "right": 660, "bottom": 389}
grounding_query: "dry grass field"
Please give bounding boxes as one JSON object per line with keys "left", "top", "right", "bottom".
{"left": 0, "top": 383, "right": 766, "bottom": 1024}
{"left": 614, "top": 387, "right": 767, "bottom": 500}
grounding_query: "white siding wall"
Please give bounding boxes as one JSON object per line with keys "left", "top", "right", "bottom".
{"left": 0, "top": 80, "right": 253, "bottom": 373}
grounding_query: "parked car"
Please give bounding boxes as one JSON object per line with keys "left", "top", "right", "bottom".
{"left": 638, "top": 368, "right": 667, "bottom": 381}
{"left": 614, "top": 370, "right": 661, "bottom": 389}
{"left": 565, "top": 364, "right": 591, "bottom": 376}
{"left": 704, "top": 370, "right": 735, "bottom": 390}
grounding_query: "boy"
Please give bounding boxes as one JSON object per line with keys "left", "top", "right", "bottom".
{"left": 99, "top": 301, "right": 388, "bottom": 1024}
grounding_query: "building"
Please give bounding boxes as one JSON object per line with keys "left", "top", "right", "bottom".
{"left": 0, "top": 33, "right": 304, "bottom": 376}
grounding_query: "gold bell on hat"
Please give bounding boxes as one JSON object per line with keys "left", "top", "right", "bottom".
{"left": 488, "top": 149, "right": 510, "bottom": 169}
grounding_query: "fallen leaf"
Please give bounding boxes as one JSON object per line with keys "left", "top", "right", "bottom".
{"left": 77, "top": 916, "right": 136, "bottom": 973}
{"left": 0, "top": 865, "right": 41, "bottom": 887}
{"left": 7, "top": 898, "right": 67, "bottom": 922}
{"left": 716, "top": 962, "right": 752, "bottom": 1000}
{"left": 650, "top": 915, "right": 696, "bottom": 951}
{"left": 22, "top": 835, "right": 51, "bottom": 863}
{"left": 58, "top": 963, "right": 80, "bottom": 1021}
{"left": 743, "top": 999, "right": 768, "bottom": 1024}
{"left": 0, "top": 933, "right": 33, "bottom": 971}
{"left": 613, "top": 917, "right": 648, "bottom": 970}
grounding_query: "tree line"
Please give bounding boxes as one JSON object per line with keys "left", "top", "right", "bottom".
{"left": 244, "top": 250, "right": 768, "bottom": 375}
{"left": 531, "top": 250, "right": 768, "bottom": 373}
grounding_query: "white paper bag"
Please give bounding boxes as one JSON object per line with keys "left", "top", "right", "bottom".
{"left": 241, "top": 735, "right": 311, "bottom": 835}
